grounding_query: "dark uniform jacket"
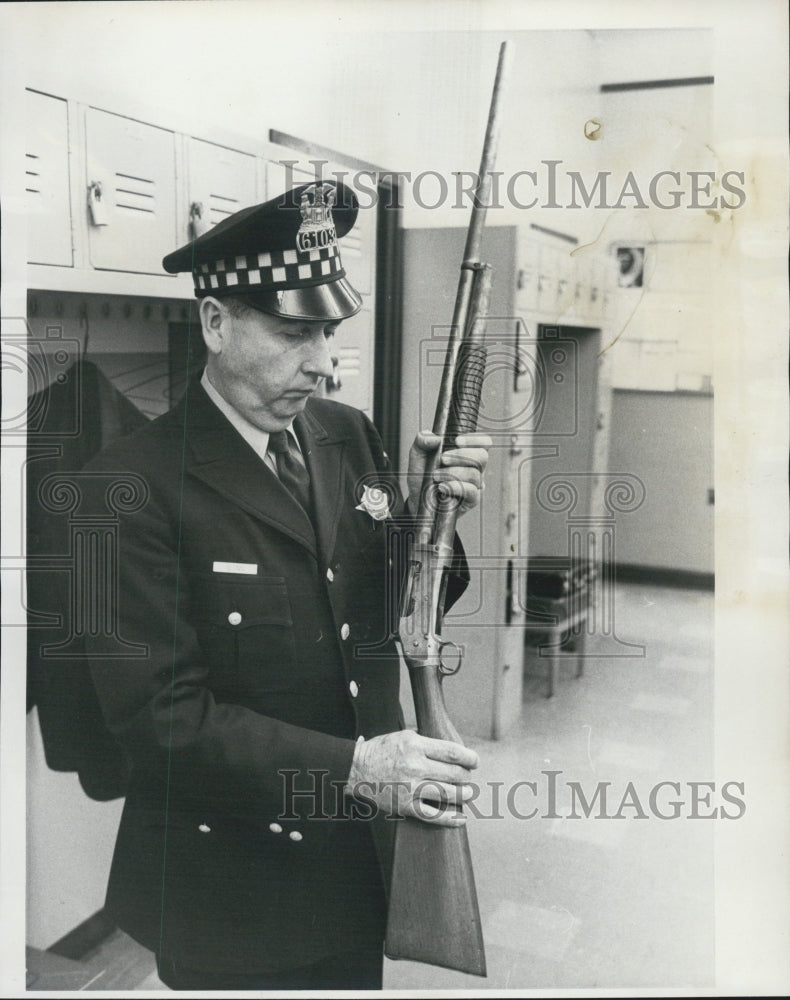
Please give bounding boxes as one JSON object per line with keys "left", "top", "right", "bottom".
{"left": 82, "top": 380, "right": 467, "bottom": 974}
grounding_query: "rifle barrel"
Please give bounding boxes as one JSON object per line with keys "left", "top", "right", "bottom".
{"left": 419, "top": 41, "right": 512, "bottom": 527}
{"left": 463, "top": 40, "right": 513, "bottom": 263}
{"left": 388, "top": 41, "right": 513, "bottom": 978}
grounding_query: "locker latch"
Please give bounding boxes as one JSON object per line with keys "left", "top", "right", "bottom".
{"left": 87, "top": 181, "right": 108, "bottom": 227}
{"left": 326, "top": 356, "right": 342, "bottom": 393}
{"left": 190, "top": 202, "right": 209, "bottom": 238}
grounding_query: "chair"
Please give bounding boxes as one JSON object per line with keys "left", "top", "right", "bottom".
{"left": 524, "top": 558, "right": 595, "bottom": 698}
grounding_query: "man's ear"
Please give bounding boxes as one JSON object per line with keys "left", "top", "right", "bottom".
{"left": 199, "top": 297, "right": 228, "bottom": 355}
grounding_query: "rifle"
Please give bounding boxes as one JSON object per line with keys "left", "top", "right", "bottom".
{"left": 384, "top": 40, "right": 512, "bottom": 977}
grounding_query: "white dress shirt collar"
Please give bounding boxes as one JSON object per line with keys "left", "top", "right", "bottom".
{"left": 200, "top": 369, "right": 301, "bottom": 467}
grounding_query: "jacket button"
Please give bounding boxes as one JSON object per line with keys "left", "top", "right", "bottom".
{"left": 349, "top": 680, "right": 359, "bottom": 698}
{"left": 269, "top": 822, "right": 282, "bottom": 834}
{"left": 340, "top": 623, "right": 350, "bottom": 640}
{"left": 289, "top": 830, "right": 303, "bottom": 842}
{"left": 326, "top": 567, "right": 334, "bottom": 583}
{"left": 198, "top": 823, "right": 211, "bottom": 833}
{"left": 228, "top": 611, "right": 242, "bottom": 626}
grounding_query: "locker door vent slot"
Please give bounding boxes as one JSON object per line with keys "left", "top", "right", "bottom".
{"left": 114, "top": 172, "right": 156, "bottom": 214}
{"left": 336, "top": 346, "right": 362, "bottom": 378}
{"left": 26, "top": 153, "right": 41, "bottom": 194}
{"left": 208, "top": 192, "right": 240, "bottom": 226}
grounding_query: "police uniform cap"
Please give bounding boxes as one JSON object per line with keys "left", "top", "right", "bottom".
{"left": 162, "top": 180, "right": 362, "bottom": 321}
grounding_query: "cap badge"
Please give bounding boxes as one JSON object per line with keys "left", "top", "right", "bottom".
{"left": 296, "top": 183, "right": 338, "bottom": 253}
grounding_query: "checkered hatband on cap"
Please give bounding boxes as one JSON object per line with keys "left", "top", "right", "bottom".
{"left": 194, "top": 242, "right": 342, "bottom": 295}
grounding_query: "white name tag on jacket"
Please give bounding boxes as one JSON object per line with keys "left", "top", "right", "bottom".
{"left": 212, "top": 561, "right": 258, "bottom": 575}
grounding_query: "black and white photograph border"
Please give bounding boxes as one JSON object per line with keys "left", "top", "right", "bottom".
{"left": 1, "top": 0, "right": 788, "bottom": 996}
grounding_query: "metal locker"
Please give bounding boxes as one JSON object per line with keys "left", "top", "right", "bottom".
{"left": 26, "top": 90, "right": 73, "bottom": 267}
{"left": 339, "top": 210, "right": 373, "bottom": 296}
{"left": 328, "top": 203, "right": 376, "bottom": 417}
{"left": 186, "top": 138, "right": 257, "bottom": 242}
{"left": 85, "top": 108, "right": 178, "bottom": 275}
{"left": 325, "top": 306, "right": 374, "bottom": 416}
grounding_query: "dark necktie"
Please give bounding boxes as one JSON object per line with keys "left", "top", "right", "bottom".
{"left": 268, "top": 430, "right": 312, "bottom": 515}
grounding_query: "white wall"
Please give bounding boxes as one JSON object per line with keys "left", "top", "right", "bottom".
{"left": 26, "top": 712, "right": 123, "bottom": 948}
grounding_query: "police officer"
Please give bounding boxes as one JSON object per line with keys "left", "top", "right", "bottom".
{"left": 83, "top": 181, "right": 489, "bottom": 990}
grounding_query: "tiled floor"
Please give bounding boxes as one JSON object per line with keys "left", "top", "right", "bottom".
{"left": 387, "top": 581, "right": 714, "bottom": 991}
{"left": 30, "top": 581, "right": 714, "bottom": 992}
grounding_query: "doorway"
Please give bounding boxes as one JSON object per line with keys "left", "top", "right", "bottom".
{"left": 527, "top": 324, "right": 602, "bottom": 558}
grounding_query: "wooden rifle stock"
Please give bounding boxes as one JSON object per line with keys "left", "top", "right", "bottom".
{"left": 385, "top": 40, "right": 512, "bottom": 978}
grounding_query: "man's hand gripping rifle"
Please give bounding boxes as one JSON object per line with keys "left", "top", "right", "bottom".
{"left": 384, "top": 40, "right": 512, "bottom": 978}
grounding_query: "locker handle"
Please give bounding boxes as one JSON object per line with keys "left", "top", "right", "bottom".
{"left": 326, "top": 355, "right": 342, "bottom": 393}
{"left": 190, "top": 202, "right": 209, "bottom": 238}
{"left": 87, "top": 181, "right": 109, "bottom": 227}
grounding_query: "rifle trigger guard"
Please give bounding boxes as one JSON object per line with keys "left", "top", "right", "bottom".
{"left": 437, "top": 640, "right": 462, "bottom": 676}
